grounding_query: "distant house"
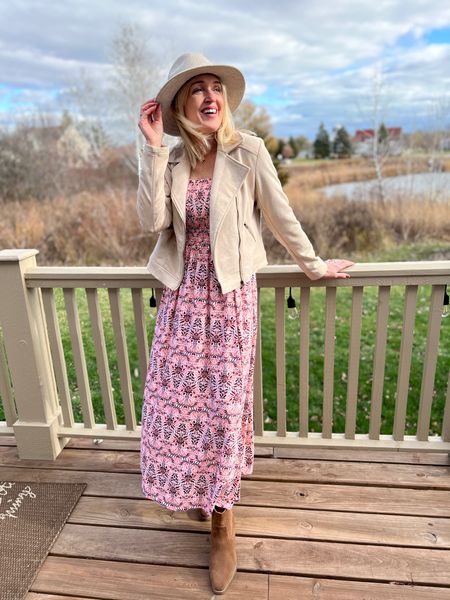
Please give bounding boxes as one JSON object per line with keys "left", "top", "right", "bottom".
{"left": 351, "top": 127, "right": 403, "bottom": 157}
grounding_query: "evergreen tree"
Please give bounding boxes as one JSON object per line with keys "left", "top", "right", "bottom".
{"left": 378, "top": 122, "right": 389, "bottom": 143}
{"left": 288, "top": 136, "right": 298, "bottom": 156}
{"left": 332, "top": 126, "right": 352, "bottom": 158}
{"left": 313, "top": 122, "right": 330, "bottom": 158}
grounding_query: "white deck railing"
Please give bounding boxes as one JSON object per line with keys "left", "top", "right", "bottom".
{"left": 0, "top": 249, "right": 449, "bottom": 459}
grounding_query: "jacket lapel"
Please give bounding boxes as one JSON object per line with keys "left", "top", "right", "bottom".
{"left": 169, "top": 134, "right": 250, "bottom": 244}
{"left": 170, "top": 150, "right": 190, "bottom": 223}
{"left": 209, "top": 149, "right": 250, "bottom": 244}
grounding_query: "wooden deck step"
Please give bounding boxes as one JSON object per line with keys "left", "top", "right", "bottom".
{"left": 68, "top": 497, "right": 450, "bottom": 548}
{"left": 51, "top": 523, "right": 450, "bottom": 586}
{"left": 30, "top": 555, "right": 268, "bottom": 599}
{"left": 3, "top": 447, "right": 450, "bottom": 488}
{"left": 2, "top": 466, "right": 450, "bottom": 516}
{"left": 268, "top": 574, "right": 450, "bottom": 599}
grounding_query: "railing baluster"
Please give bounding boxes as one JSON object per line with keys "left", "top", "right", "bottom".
{"left": 41, "top": 288, "right": 74, "bottom": 428}
{"left": 322, "top": 287, "right": 337, "bottom": 439}
{"left": 0, "top": 328, "right": 16, "bottom": 426}
{"left": 253, "top": 287, "right": 264, "bottom": 437}
{"left": 393, "top": 285, "right": 418, "bottom": 441}
{"left": 131, "top": 288, "right": 149, "bottom": 394}
{"left": 442, "top": 371, "right": 450, "bottom": 443}
{"left": 369, "top": 286, "right": 391, "bottom": 440}
{"left": 86, "top": 289, "right": 117, "bottom": 431}
{"left": 417, "top": 284, "right": 445, "bottom": 441}
{"left": 299, "top": 287, "right": 310, "bottom": 437}
{"left": 275, "top": 287, "right": 286, "bottom": 436}
{"left": 345, "top": 286, "right": 363, "bottom": 439}
{"left": 63, "top": 288, "right": 95, "bottom": 428}
{"left": 108, "top": 288, "right": 136, "bottom": 431}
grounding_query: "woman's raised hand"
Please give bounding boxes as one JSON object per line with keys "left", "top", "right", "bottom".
{"left": 321, "top": 258, "right": 355, "bottom": 279}
{"left": 138, "top": 99, "right": 163, "bottom": 147}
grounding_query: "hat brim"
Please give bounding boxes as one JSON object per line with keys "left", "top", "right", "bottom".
{"left": 155, "top": 64, "right": 245, "bottom": 137}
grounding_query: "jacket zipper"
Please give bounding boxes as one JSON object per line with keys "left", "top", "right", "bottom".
{"left": 236, "top": 196, "right": 244, "bottom": 284}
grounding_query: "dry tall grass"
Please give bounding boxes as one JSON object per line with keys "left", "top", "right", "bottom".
{"left": 1, "top": 156, "right": 449, "bottom": 266}
{"left": 285, "top": 155, "right": 450, "bottom": 190}
{"left": 0, "top": 189, "right": 158, "bottom": 266}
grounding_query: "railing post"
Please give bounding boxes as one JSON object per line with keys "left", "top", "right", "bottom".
{"left": 0, "top": 249, "right": 68, "bottom": 459}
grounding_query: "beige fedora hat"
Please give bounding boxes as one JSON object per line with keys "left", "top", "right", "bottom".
{"left": 155, "top": 52, "right": 246, "bottom": 136}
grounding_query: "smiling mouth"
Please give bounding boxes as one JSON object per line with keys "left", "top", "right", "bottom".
{"left": 201, "top": 108, "right": 218, "bottom": 115}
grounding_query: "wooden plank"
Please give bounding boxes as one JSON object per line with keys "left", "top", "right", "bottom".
{"left": 299, "top": 287, "right": 310, "bottom": 437}
{"left": 250, "top": 457, "right": 450, "bottom": 488}
{"left": 41, "top": 288, "right": 74, "bottom": 428}
{"left": 393, "top": 285, "right": 418, "bottom": 441}
{"left": 369, "top": 285, "right": 390, "bottom": 439}
{"left": 2, "top": 466, "right": 450, "bottom": 517}
{"left": 69, "top": 497, "right": 450, "bottom": 548}
{"left": 63, "top": 288, "right": 95, "bottom": 428}
{"left": 27, "top": 596, "right": 98, "bottom": 600}
{"left": 322, "top": 287, "right": 336, "bottom": 439}
{"left": 0, "top": 435, "right": 274, "bottom": 456}
{"left": 108, "top": 288, "right": 136, "bottom": 431}
{"left": 345, "top": 286, "right": 363, "bottom": 439}
{"left": 24, "top": 261, "right": 450, "bottom": 288}
{"left": 268, "top": 574, "right": 450, "bottom": 600}
{"left": 275, "top": 287, "right": 286, "bottom": 436}
{"left": 274, "top": 446, "right": 450, "bottom": 465}
{"left": 2, "top": 447, "right": 450, "bottom": 489}
{"left": 253, "top": 431, "right": 450, "bottom": 451}
{"left": 85, "top": 288, "right": 117, "bottom": 430}
{"left": 31, "top": 555, "right": 268, "bottom": 599}
{"left": 5, "top": 435, "right": 449, "bottom": 464}
{"left": 417, "top": 284, "right": 445, "bottom": 441}
{"left": 52, "top": 524, "right": 450, "bottom": 585}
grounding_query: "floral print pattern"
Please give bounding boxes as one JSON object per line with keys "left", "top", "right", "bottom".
{"left": 140, "top": 177, "right": 258, "bottom": 513}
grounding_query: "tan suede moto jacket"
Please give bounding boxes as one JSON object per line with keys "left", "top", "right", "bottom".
{"left": 136, "top": 130, "right": 327, "bottom": 294}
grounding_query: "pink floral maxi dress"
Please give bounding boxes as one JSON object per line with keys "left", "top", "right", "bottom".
{"left": 140, "top": 177, "right": 258, "bottom": 513}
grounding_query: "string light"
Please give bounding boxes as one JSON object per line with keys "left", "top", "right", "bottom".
{"left": 287, "top": 287, "right": 299, "bottom": 320}
{"left": 149, "top": 288, "right": 157, "bottom": 320}
{"left": 443, "top": 284, "right": 449, "bottom": 318}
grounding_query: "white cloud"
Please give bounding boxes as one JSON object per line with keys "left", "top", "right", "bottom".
{"left": 0, "top": 0, "right": 449, "bottom": 138}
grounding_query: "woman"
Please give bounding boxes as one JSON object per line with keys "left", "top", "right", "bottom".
{"left": 137, "top": 52, "right": 352, "bottom": 595}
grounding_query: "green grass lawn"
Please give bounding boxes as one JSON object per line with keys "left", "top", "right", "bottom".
{"left": 2, "top": 275, "right": 447, "bottom": 438}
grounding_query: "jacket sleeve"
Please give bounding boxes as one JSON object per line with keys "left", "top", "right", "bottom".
{"left": 254, "top": 138, "right": 328, "bottom": 280}
{"left": 136, "top": 142, "right": 173, "bottom": 233}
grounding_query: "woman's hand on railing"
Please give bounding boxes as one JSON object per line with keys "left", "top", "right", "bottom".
{"left": 139, "top": 98, "right": 164, "bottom": 147}
{"left": 321, "top": 258, "right": 355, "bottom": 279}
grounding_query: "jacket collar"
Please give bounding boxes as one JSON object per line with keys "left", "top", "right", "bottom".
{"left": 168, "top": 131, "right": 250, "bottom": 242}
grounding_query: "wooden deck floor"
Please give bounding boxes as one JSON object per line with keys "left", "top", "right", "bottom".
{"left": 2, "top": 436, "right": 450, "bottom": 599}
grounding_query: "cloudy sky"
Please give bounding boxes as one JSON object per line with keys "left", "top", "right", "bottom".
{"left": 1, "top": 0, "right": 450, "bottom": 141}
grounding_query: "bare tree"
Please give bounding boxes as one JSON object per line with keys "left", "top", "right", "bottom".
{"left": 107, "top": 22, "right": 169, "bottom": 170}
{"left": 355, "top": 62, "right": 393, "bottom": 205}
{"left": 64, "top": 21, "right": 171, "bottom": 174}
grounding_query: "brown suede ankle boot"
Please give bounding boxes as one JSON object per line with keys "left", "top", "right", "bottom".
{"left": 208, "top": 506, "right": 237, "bottom": 594}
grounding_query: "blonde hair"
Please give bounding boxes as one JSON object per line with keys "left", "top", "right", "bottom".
{"left": 171, "top": 74, "right": 241, "bottom": 168}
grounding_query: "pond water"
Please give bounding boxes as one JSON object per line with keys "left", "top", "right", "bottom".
{"left": 319, "top": 171, "right": 450, "bottom": 202}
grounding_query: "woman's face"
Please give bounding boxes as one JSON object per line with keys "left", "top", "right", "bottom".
{"left": 183, "top": 72, "right": 224, "bottom": 134}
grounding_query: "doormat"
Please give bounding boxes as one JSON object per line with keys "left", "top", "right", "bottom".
{"left": 0, "top": 481, "right": 87, "bottom": 600}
